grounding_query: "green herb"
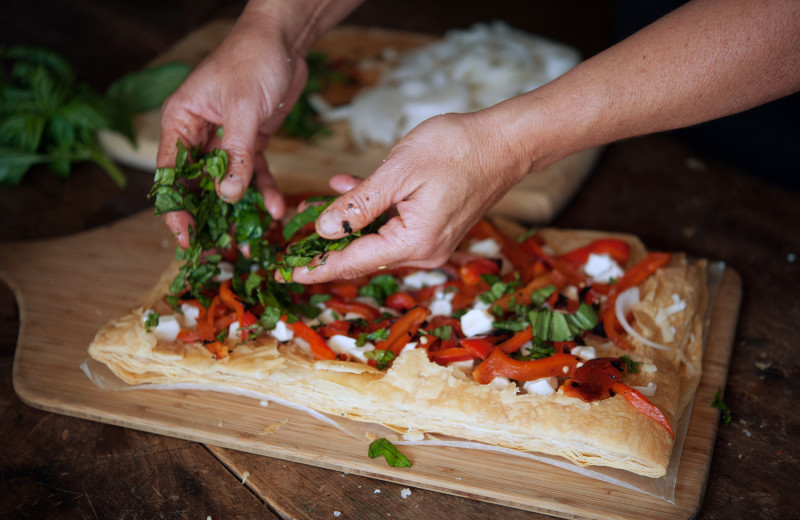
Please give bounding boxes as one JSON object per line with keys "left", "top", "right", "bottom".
{"left": 280, "top": 51, "right": 349, "bottom": 139}
{"left": 516, "top": 227, "right": 539, "bottom": 243}
{"left": 620, "top": 355, "right": 642, "bottom": 374}
{"left": 357, "top": 274, "right": 398, "bottom": 305}
{"left": 477, "top": 279, "right": 517, "bottom": 305}
{"left": 492, "top": 318, "right": 528, "bottom": 333}
{"left": 530, "top": 284, "right": 556, "bottom": 307}
{"left": 356, "top": 328, "right": 389, "bottom": 347}
{"left": 368, "top": 438, "right": 412, "bottom": 468}
{"left": 0, "top": 46, "right": 189, "bottom": 186}
{"left": 144, "top": 311, "right": 160, "bottom": 332}
{"left": 430, "top": 325, "right": 452, "bottom": 341}
{"left": 282, "top": 197, "right": 333, "bottom": 241}
{"left": 712, "top": 388, "right": 732, "bottom": 425}
{"left": 309, "top": 293, "right": 332, "bottom": 305}
{"left": 364, "top": 349, "right": 396, "bottom": 370}
{"left": 513, "top": 338, "right": 555, "bottom": 361}
{"left": 528, "top": 303, "right": 598, "bottom": 342}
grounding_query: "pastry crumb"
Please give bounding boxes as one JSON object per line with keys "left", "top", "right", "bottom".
{"left": 400, "top": 488, "right": 412, "bottom": 499}
{"left": 241, "top": 471, "right": 250, "bottom": 484}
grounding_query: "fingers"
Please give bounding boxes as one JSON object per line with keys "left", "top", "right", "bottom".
{"left": 316, "top": 172, "right": 398, "bottom": 239}
{"left": 253, "top": 153, "right": 286, "bottom": 219}
{"left": 329, "top": 173, "right": 363, "bottom": 194}
{"left": 217, "top": 106, "right": 262, "bottom": 202}
{"left": 163, "top": 210, "right": 195, "bottom": 249}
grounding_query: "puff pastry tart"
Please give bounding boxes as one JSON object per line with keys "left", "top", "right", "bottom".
{"left": 90, "top": 212, "right": 707, "bottom": 477}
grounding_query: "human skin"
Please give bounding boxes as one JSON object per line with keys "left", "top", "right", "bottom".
{"left": 156, "top": 0, "right": 800, "bottom": 282}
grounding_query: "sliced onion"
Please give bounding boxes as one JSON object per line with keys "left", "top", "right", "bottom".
{"left": 615, "top": 287, "right": 671, "bottom": 351}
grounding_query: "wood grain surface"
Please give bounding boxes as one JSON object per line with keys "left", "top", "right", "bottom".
{"left": 0, "top": 210, "right": 739, "bottom": 518}
{"left": 98, "top": 20, "right": 601, "bottom": 224}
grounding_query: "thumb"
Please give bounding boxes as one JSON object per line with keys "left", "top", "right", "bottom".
{"left": 217, "top": 108, "right": 260, "bottom": 202}
{"left": 315, "top": 172, "right": 396, "bottom": 239}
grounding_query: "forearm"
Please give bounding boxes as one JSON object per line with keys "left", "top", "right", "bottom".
{"left": 491, "top": 0, "right": 800, "bottom": 172}
{"left": 240, "top": 0, "right": 366, "bottom": 58}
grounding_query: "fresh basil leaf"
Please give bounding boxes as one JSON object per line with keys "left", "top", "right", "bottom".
{"left": 530, "top": 285, "right": 556, "bottom": 307}
{"left": 712, "top": 388, "right": 732, "bottom": 425}
{"left": 282, "top": 199, "right": 332, "bottom": 241}
{"left": 368, "top": 438, "right": 412, "bottom": 467}
{"left": 309, "top": 293, "right": 332, "bottom": 305}
{"left": 358, "top": 274, "right": 398, "bottom": 305}
{"left": 430, "top": 325, "right": 452, "bottom": 341}
{"left": 144, "top": 311, "right": 160, "bottom": 333}
{"left": 619, "top": 355, "right": 642, "bottom": 374}
{"left": 106, "top": 62, "right": 191, "bottom": 113}
{"left": 364, "top": 349, "right": 397, "bottom": 371}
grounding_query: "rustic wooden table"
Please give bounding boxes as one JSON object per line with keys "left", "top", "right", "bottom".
{"left": 2, "top": 1, "right": 798, "bottom": 519}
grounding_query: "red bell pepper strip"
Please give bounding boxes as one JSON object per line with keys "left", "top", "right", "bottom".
{"left": 376, "top": 306, "right": 430, "bottom": 355}
{"left": 429, "top": 347, "right": 477, "bottom": 365}
{"left": 472, "top": 349, "right": 581, "bottom": 385}
{"left": 316, "top": 319, "right": 352, "bottom": 339}
{"left": 284, "top": 318, "right": 337, "bottom": 360}
{"left": 384, "top": 291, "right": 417, "bottom": 311}
{"left": 496, "top": 327, "right": 533, "bottom": 354}
{"left": 494, "top": 272, "right": 562, "bottom": 312}
{"left": 611, "top": 382, "right": 675, "bottom": 438}
{"left": 325, "top": 297, "right": 382, "bottom": 321}
{"left": 521, "top": 238, "right": 587, "bottom": 287}
{"left": 328, "top": 283, "right": 359, "bottom": 300}
{"left": 196, "top": 295, "right": 219, "bottom": 342}
{"left": 459, "top": 338, "right": 494, "bottom": 360}
{"left": 558, "top": 239, "right": 630, "bottom": 269}
{"left": 562, "top": 358, "right": 625, "bottom": 402}
{"left": 468, "top": 220, "right": 534, "bottom": 283}
{"left": 177, "top": 329, "right": 203, "bottom": 343}
{"left": 459, "top": 258, "right": 501, "bottom": 286}
{"left": 205, "top": 340, "right": 229, "bottom": 360}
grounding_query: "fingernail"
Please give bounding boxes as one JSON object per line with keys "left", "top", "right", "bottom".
{"left": 316, "top": 209, "right": 341, "bottom": 237}
{"left": 220, "top": 177, "right": 244, "bottom": 201}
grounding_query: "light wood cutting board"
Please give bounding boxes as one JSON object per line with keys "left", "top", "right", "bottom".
{"left": 1, "top": 210, "right": 740, "bottom": 518}
{"left": 98, "top": 20, "right": 601, "bottom": 223}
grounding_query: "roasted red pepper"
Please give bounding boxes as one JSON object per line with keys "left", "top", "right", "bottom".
{"left": 559, "top": 239, "right": 630, "bottom": 269}
{"left": 325, "top": 297, "right": 382, "bottom": 321}
{"left": 429, "top": 347, "right": 477, "bottom": 365}
{"left": 472, "top": 349, "right": 580, "bottom": 385}
{"left": 459, "top": 338, "right": 494, "bottom": 360}
{"left": 384, "top": 291, "right": 417, "bottom": 311}
{"left": 459, "top": 257, "right": 501, "bottom": 286}
{"left": 611, "top": 382, "right": 675, "bottom": 438}
{"left": 562, "top": 358, "right": 625, "bottom": 401}
{"left": 376, "top": 306, "right": 430, "bottom": 355}
{"left": 496, "top": 327, "right": 533, "bottom": 354}
{"left": 284, "top": 318, "right": 337, "bottom": 360}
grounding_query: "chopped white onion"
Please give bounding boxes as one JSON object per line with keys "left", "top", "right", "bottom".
{"left": 614, "top": 287, "right": 671, "bottom": 351}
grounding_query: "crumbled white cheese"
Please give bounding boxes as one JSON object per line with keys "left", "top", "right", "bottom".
{"left": 328, "top": 334, "right": 375, "bottom": 363}
{"left": 211, "top": 261, "right": 235, "bottom": 282}
{"left": 144, "top": 312, "right": 181, "bottom": 342}
{"left": 631, "top": 382, "right": 657, "bottom": 396}
{"left": 180, "top": 303, "right": 200, "bottom": 328}
{"left": 270, "top": 321, "right": 294, "bottom": 342}
{"left": 317, "top": 307, "right": 341, "bottom": 325}
{"left": 521, "top": 376, "right": 558, "bottom": 395}
{"left": 570, "top": 346, "right": 596, "bottom": 360}
{"left": 402, "top": 430, "right": 424, "bottom": 441}
{"left": 448, "top": 359, "right": 475, "bottom": 374}
{"left": 429, "top": 288, "right": 455, "bottom": 316}
{"left": 488, "top": 376, "right": 511, "bottom": 390}
{"left": 583, "top": 253, "right": 625, "bottom": 283}
{"left": 468, "top": 237, "right": 501, "bottom": 258}
{"left": 562, "top": 285, "right": 579, "bottom": 301}
{"left": 402, "top": 270, "right": 448, "bottom": 289}
{"left": 460, "top": 308, "right": 495, "bottom": 337}
{"left": 228, "top": 320, "right": 243, "bottom": 341}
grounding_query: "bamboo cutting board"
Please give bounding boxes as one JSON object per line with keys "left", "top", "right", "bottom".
{"left": 1, "top": 210, "right": 739, "bottom": 518}
{"left": 98, "top": 20, "right": 601, "bottom": 223}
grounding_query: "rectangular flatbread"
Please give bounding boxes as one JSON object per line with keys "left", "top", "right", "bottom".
{"left": 89, "top": 225, "right": 708, "bottom": 478}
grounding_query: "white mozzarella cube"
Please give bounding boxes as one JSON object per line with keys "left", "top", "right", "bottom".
{"left": 328, "top": 335, "right": 375, "bottom": 363}
{"left": 402, "top": 270, "right": 448, "bottom": 289}
{"left": 448, "top": 359, "right": 475, "bottom": 374}
{"left": 488, "top": 376, "right": 511, "bottom": 390}
{"left": 152, "top": 314, "right": 181, "bottom": 343}
{"left": 570, "top": 346, "right": 596, "bottom": 360}
{"left": 180, "top": 303, "right": 200, "bottom": 328}
{"left": 583, "top": 253, "right": 625, "bottom": 284}
{"left": 211, "top": 261, "right": 235, "bottom": 282}
{"left": 467, "top": 238, "right": 501, "bottom": 258}
{"left": 460, "top": 308, "right": 495, "bottom": 337}
{"left": 522, "top": 377, "right": 558, "bottom": 395}
{"left": 270, "top": 321, "right": 294, "bottom": 342}
{"left": 228, "top": 321, "right": 243, "bottom": 341}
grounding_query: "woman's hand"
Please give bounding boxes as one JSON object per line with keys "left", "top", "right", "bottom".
{"left": 286, "top": 111, "right": 530, "bottom": 283}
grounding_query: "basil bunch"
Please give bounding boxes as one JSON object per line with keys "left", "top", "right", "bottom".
{"left": 0, "top": 46, "right": 190, "bottom": 186}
